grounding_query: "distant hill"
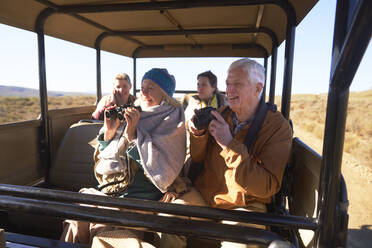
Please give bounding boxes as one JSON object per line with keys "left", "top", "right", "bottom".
{"left": 0, "top": 85, "right": 94, "bottom": 97}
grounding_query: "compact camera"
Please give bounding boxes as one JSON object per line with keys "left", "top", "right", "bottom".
{"left": 193, "top": 107, "right": 217, "bottom": 130}
{"left": 104, "top": 104, "right": 142, "bottom": 121}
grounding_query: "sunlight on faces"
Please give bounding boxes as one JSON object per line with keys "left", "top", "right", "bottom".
{"left": 226, "top": 67, "right": 263, "bottom": 119}
{"left": 140, "top": 79, "right": 164, "bottom": 107}
{"left": 197, "top": 76, "right": 216, "bottom": 101}
{"left": 114, "top": 79, "right": 131, "bottom": 97}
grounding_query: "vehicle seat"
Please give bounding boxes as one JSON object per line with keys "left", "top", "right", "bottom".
{"left": 181, "top": 93, "right": 197, "bottom": 110}
{"left": 48, "top": 120, "right": 103, "bottom": 191}
{"left": 5, "top": 120, "right": 103, "bottom": 239}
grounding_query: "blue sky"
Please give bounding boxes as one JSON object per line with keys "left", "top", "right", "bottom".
{"left": 0, "top": 0, "right": 371, "bottom": 96}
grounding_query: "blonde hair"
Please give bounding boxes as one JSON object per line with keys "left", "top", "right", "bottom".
{"left": 114, "top": 73, "right": 131, "bottom": 87}
{"left": 135, "top": 87, "right": 180, "bottom": 108}
{"left": 162, "top": 91, "right": 181, "bottom": 107}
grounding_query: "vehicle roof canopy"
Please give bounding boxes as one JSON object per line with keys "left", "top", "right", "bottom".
{"left": 0, "top": 0, "right": 318, "bottom": 58}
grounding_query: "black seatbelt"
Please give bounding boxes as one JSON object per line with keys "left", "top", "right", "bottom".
{"left": 243, "top": 97, "right": 277, "bottom": 154}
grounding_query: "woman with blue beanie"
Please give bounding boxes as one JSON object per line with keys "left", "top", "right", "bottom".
{"left": 62, "top": 68, "right": 187, "bottom": 247}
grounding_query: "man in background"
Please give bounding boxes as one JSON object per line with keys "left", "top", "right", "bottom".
{"left": 92, "top": 73, "right": 136, "bottom": 120}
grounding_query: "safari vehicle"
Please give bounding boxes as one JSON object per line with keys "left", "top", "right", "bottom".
{"left": 0, "top": 0, "right": 370, "bottom": 247}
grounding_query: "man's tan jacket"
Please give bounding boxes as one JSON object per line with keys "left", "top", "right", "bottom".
{"left": 190, "top": 106, "right": 293, "bottom": 209}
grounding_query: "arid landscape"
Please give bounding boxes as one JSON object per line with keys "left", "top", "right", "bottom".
{"left": 0, "top": 90, "right": 371, "bottom": 246}
{"left": 280, "top": 90, "right": 372, "bottom": 247}
{"left": 0, "top": 95, "right": 96, "bottom": 123}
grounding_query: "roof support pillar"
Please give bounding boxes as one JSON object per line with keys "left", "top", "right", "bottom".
{"left": 36, "top": 30, "right": 49, "bottom": 178}
{"left": 95, "top": 33, "right": 109, "bottom": 103}
{"left": 263, "top": 57, "right": 268, "bottom": 101}
{"left": 280, "top": 25, "right": 295, "bottom": 120}
{"left": 35, "top": 8, "right": 56, "bottom": 181}
{"left": 269, "top": 46, "right": 277, "bottom": 104}
{"left": 316, "top": 0, "right": 371, "bottom": 247}
{"left": 95, "top": 47, "right": 102, "bottom": 104}
{"left": 133, "top": 57, "right": 137, "bottom": 97}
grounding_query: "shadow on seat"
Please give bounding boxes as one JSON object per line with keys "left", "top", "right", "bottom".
{"left": 48, "top": 121, "right": 103, "bottom": 191}
{"left": 5, "top": 121, "right": 103, "bottom": 240}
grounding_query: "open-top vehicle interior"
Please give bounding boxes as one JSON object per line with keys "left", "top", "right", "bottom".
{"left": 0, "top": 0, "right": 371, "bottom": 247}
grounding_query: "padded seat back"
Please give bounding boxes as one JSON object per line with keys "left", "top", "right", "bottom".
{"left": 289, "top": 137, "right": 321, "bottom": 247}
{"left": 49, "top": 121, "right": 103, "bottom": 191}
{"left": 181, "top": 93, "right": 197, "bottom": 109}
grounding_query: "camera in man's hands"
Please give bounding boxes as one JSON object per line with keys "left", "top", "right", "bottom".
{"left": 193, "top": 107, "right": 217, "bottom": 130}
{"left": 104, "top": 104, "right": 142, "bottom": 122}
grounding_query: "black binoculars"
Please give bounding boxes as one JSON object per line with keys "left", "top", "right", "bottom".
{"left": 104, "top": 104, "right": 142, "bottom": 121}
{"left": 193, "top": 106, "right": 217, "bottom": 130}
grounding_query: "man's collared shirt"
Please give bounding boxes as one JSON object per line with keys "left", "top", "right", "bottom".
{"left": 232, "top": 112, "right": 255, "bottom": 135}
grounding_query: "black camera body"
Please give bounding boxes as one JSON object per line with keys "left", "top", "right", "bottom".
{"left": 104, "top": 104, "right": 142, "bottom": 121}
{"left": 193, "top": 107, "right": 216, "bottom": 130}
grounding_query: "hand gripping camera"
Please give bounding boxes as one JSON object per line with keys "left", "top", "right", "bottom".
{"left": 193, "top": 107, "right": 217, "bottom": 130}
{"left": 104, "top": 104, "right": 142, "bottom": 122}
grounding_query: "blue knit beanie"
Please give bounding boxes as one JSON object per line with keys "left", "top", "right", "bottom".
{"left": 141, "top": 68, "right": 176, "bottom": 97}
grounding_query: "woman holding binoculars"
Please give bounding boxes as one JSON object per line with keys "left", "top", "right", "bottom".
{"left": 62, "top": 68, "right": 187, "bottom": 247}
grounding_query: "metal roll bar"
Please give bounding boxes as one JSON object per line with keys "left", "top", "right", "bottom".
{"left": 0, "top": 184, "right": 318, "bottom": 230}
{"left": 316, "top": 0, "right": 372, "bottom": 247}
{"left": 0, "top": 193, "right": 285, "bottom": 245}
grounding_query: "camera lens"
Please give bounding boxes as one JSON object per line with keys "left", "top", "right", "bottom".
{"left": 193, "top": 107, "right": 216, "bottom": 130}
{"left": 104, "top": 105, "right": 141, "bottom": 122}
{"left": 194, "top": 117, "right": 206, "bottom": 130}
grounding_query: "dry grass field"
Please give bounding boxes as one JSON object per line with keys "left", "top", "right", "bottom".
{"left": 274, "top": 90, "right": 372, "bottom": 170}
{"left": 0, "top": 95, "right": 96, "bottom": 124}
{"left": 1, "top": 90, "right": 371, "bottom": 169}
{"left": 273, "top": 90, "right": 372, "bottom": 247}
